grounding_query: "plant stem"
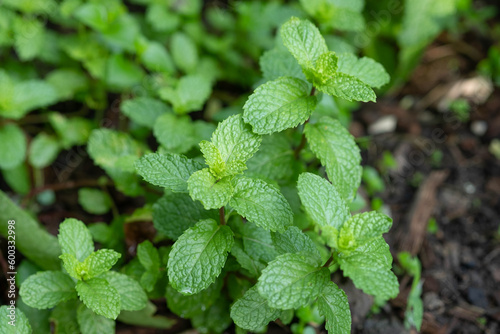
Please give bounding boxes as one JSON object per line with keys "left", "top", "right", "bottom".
{"left": 219, "top": 207, "right": 225, "bottom": 225}
{"left": 323, "top": 255, "right": 335, "bottom": 268}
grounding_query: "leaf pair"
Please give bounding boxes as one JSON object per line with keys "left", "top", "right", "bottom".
{"left": 20, "top": 219, "right": 147, "bottom": 320}
{"left": 298, "top": 173, "right": 399, "bottom": 300}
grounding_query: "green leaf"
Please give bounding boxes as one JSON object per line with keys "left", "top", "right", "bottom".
{"left": 232, "top": 220, "right": 278, "bottom": 264}
{"left": 246, "top": 133, "right": 295, "bottom": 180}
{"left": 304, "top": 117, "right": 362, "bottom": 201}
{"left": 191, "top": 297, "right": 232, "bottom": 334}
{"left": 168, "top": 219, "right": 234, "bottom": 295}
{"left": 171, "top": 32, "right": 198, "bottom": 73}
{"left": 76, "top": 278, "right": 121, "bottom": 319}
{"left": 88, "top": 129, "right": 142, "bottom": 171}
{"left": 317, "top": 282, "right": 351, "bottom": 334}
{"left": 81, "top": 249, "right": 121, "bottom": 280}
{"left": 102, "top": 271, "right": 147, "bottom": 311}
{"left": 230, "top": 286, "right": 281, "bottom": 331}
{"left": 0, "top": 190, "right": 61, "bottom": 270}
{"left": 230, "top": 240, "right": 265, "bottom": 278}
{"left": 153, "top": 192, "right": 218, "bottom": 240}
{"left": 14, "top": 17, "right": 44, "bottom": 61}
{"left": 2, "top": 162, "right": 30, "bottom": 195}
{"left": 166, "top": 278, "right": 223, "bottom": 318}
{"left": 260, "top": 48, "right": 306, "bottom": 82}
{"left": 0, "top": 79, "right": 58, "bottom": 120}
{"left": 0, "top": 124, "right": 26, "bottom": 169}
{"left": 20, "top": 271, "right": 76, "bottom": 309}
{"left": 136, "top": 153, "right": 203, "bottom": 193}
{"left": 121, "top": 97, "right": 170, "bottom": 128}
{"left": 58, "top": 218, "right": 94, "bottom": 262}
{"left": 153, "top": 113, "right": 197, "bottom": 153}
{"left": 78, "top": 188, "right": 112, "bottom": 215}
{"left": 300, "top": 0, "right": 365, "bottom": 32}
{"left": 139, "top": 40, "right": 175, "bottom": 74}
{"left": 117, "top": 301, "right": 176, "bottom": 329}
{"left": 50, "top": 300, "right": 79, "bottom": 334}
{"left": 0, "top": 305, "right": 32, "bottom": 334}
{"left": 243, "top": 77, "right": 317, "bottom": 134}
{"left": 77, "top": 304, "right": 115, "bottom": 334}
{"left": 271, "top": 226, "right": 320, "bottom": 260}
{"left": 49, "top": 113, "right": 93, "bottom": 149}
{"left": 105, "top": 54, "right": 145, "bottom": 90}
{"left": 187, "top": 169, "right": 234, "bottom": 210}
{"left": 338, "top": 237, "right": 399, "bottom": 300}
{"left": 159, "top": 74, "right": 211, "bottom": 114}
{"left": 337, "top": 53, "right": 390, "bottom": 88}
{"left": 28, "top": 133, "right": 60, "bottom": 169}
{"left": 210, "top": 114, "right": 262, "bottom": 175}
{"left": 137, "top": 240, "right": 160, "bottom": 272}
{"left": 338, "top": 211, "right": 392, "bottom": 250}
{"left": 398, "top": 0, "right": 456, "bottom": 48}
{"left": 257, "top": 252, "right": 329, "bottom": 309}
{"left": 46, "top": 68, "right": 89, "bottom": 100}
{"left": 297, "top": 173, "right": 349, "bottom": 232}
{"left": 59, "top": 253, "right": 82, "bottom": 280}
{"left": 316, "top": 70, "right": 376, "bottom": 102}
{"left": 229, "top": 177, "right": 293, "bottom": 232}
{"left": 280, "top": 17, "right": 328, "bottom": 69}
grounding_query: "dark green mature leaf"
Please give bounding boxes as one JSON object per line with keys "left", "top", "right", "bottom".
{"left": 20, "top": 271, "right": 76, "bottom": 309}
{"left": 271, "top": 226, "right": 320, "bottom": 260}
{"left": 230, "top": 220, "right": 278, "bottom": 264}
{"left": 257, "top": 252, "right": 329, "bottom": 309}
{"left": 317, "top": 282, "right": 351, "bottom": 334}
{"left": 58, "top": 218, "right": 94, "bottom": 262}
{"left": 117, "top": 302, "right": 176, "bottom": 329}
{"left": 78, "top": 188, "right": 112, "bottom": 215}
{"left": 191, "top": 297, "right": 232, "bottom": 334}
{"left": 260, "top": 48, "right": 306, "bottom": 82}
{"left": 77, "top": 304, "right": 115, "bottom": 334}
{"left": 136, "top": 153, "right": 203, "bottom": 193}
{"left": 168, "top": 219, "right": 234, "bottom": 295}
{"left": 166, "top": 278, "right": 223, "bottom": 318}
{"left": 229, "top": 177, "right": 293, "bottom": 232}
{"left": 153, "top": 192, "right": 218, "bottom": 240}
{"left": 0, "top": 190, "right": 61, "bottom": 270}
{"left": 76, "top": 278, "right": 121, "bottom": 319}
{"left": 153, "top": 113, "right": 197, "bottom": 153}
{"left": 304, "top": 117, "right": 362, "bottom": 201}
{"left": 230, "top": 240, "right": 266, "bottom": 277}
{"left": 246, "top": 133, "right": 295, "bottom": 180}
{"left": 243, "top": 77, "right": 317, "bottom": 134}
{"left": 0, "top": 123, "right": 26, "bottom": 169}
{"left": 50, "top": 300, "right": 79, "bottom": 334}
{"left": 230, "top": 287, "right": 281, "bottom": 331}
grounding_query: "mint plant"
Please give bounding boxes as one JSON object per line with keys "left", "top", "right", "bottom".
{"left": 134, "top": 17, "right": 398, "bottom": 333}
{"left": 19, "top": 219, "right": 147, "bottom": 332}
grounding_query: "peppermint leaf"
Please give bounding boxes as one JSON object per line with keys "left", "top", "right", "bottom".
{"left": 20, "top": 271, "right": 76, "bottom": 309}
{"left": 188, "top": 169, "right": 234, "bottom": 210}
{"left": 153, "top": 192, "right": 218, "bottom": 240}
{"left": 0, "top": 124, "right": 27, "bottom": 169}
{"left": 338, "top": 237, "right": 399, "bottom": 300}
{"left": 211, "top": 114, "right": 262, "bottom": 175}
{"left": 271, "top": 226, "right": 320, "bottom": 260}
{"left": 229, "top": 177, "right": 293, "bottom": 232}
{"left": 297, "top": 173, "right": 349, "bottom": 232}
{"left": 0, "top": 306, "right": 32, "bottom": 334}
{"left": 259, "top": 48, "right": 306, "bottom": 82}
{"left": 257, "top": 252, "right": 329, "bottom": 309}
{"left": 168, "top": 219, "right": 234, "bottom": 295}
{"left": 243, "top": 77, "right": 317, "bottom": 134}
{"left": 337, "top": 53, "right": 390, "bottom": 88}
{"left": 135, "top": 153, "right": 203, "bottom": 193}
{"left": 153, "top": 113, "right": 197, "bottom": 153}
{"left": 77, "top": 304, "right": 115, "bottom": 334}
{"left": 304, "top": 117, "right": 362, "bottom": 201}
{"left": 121, "top": 97, "right": 170, "bottom": 128}
{"left": 230, "top": 287, "right": 281, "bottom": 331}
{"left": 166, "top": 278, "right": 223, "bottom": 318}
{"left": 76, "top": 278, "right": 121, "bottom": 319}
{"left": 102, "top": 271, "right": 147, "bottom": 311}
{"left": 81, "top": 249, "right": 121, "bottom": 280}
{"left": 338, "top": 211, "right": 393, "bottom": 250}
{"left": 58, "top": 218, "right": 94, "bottom": 262}
{"left": 280, "top": 17, "right": 328, "bottom": 69}
{"left": 317, "top": 282, "right": 351, "bottom": 334}
{"left": 246, "top": 133, "right": 295, "bottom": 180}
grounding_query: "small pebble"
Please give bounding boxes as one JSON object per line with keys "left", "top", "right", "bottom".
{"left": 471, "top": 121, "right": 487, "bottom": 136}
